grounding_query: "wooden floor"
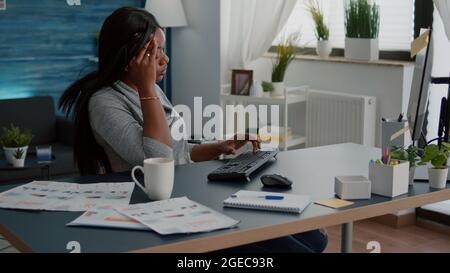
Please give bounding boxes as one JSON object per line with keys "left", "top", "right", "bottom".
{"left": 324, "top": 220, "right": 450, "bottom": 253}
{"left": 1, "top": 220, "right": 449, "bottom": 253}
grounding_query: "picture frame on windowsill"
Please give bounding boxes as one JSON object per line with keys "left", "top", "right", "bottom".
{"left": 231, "top": 69, "right": 253, "bottom": 96}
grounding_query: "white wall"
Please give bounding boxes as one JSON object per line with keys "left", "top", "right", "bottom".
{"left": 247, "top": 57, "right": 414, "bottom": 147}
{"left": 171, "top": 0, "right": 221, "bottom": 111}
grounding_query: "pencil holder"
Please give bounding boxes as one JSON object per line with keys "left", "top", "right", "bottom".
{"left": 369, "top": 161, "right": 409, "bottom": 197}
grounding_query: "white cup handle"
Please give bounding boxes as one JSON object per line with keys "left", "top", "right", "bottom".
{"left": 131, "top": 166, "right": 147, "bottom": 194}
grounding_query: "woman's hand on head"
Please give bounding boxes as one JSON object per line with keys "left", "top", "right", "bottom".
{"left": 126, "top": 38, "right": 158, "bottom": 96}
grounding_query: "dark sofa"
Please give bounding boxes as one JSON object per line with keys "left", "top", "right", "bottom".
{"left": 0, "top": 96, "right": 77, "bottom": 182}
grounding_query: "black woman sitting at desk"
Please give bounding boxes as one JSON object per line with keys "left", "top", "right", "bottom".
{"left": 59, "top": 7, "right": 327, "bottom": 253}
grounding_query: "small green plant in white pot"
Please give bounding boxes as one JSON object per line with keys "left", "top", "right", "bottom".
{"left": 391, "top": 145, "right": 423, "bottom": 185}
{"left": 0, "top": 124, "right": 33, "bottom": 167}
{"left": 344, "top": 0, "right": 380, "bottom": 61}
{"left": 12, "top": 148, "right": 26, "bottom": 168}
{"left": 306, "top": 0, "right": 331, "bottom": 58}
{"left": 420, "top": 143, "right": 450, "bottom": 189}
{"left": 262, "top": 81, "right": 274, "bottom": 97}
{"left": 272, "top": 33, "right": 299, "bottom": 96}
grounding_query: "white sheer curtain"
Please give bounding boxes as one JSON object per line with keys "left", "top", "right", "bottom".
{"left": 222, "top": 0, "right": 297, "bottom": 79}
{"left": 434, "top": 0, "right": 450, "bottom": 42}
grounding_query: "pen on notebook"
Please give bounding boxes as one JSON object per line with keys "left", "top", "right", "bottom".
{"left": 230, "top": 194, "right": 284, "bottom": 200}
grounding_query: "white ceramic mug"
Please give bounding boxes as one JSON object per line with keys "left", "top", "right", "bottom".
{"left": 131, "top": 158, "right": 174, "bottom": 200}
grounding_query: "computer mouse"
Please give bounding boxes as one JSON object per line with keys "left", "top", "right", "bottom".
{"left": 260, "top": 174, "right": 293, "bottom": 188}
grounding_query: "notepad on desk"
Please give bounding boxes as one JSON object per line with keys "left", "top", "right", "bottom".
{"left": 223, "top": 190, "right": 311, "bottom": 214}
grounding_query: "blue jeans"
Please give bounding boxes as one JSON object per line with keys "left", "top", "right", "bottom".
{"left": 221, "top": 229, "right": 328, "bottom": 253}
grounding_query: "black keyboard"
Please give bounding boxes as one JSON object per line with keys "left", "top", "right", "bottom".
{"left": 207, "top": 150, "right": 278, "bottom": 181}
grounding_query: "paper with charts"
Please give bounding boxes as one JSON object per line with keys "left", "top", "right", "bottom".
{"left": 117, "top": 197, "right": 240, "bottom": 235}
{"left": 0, "top": 181, "right": 134, "bottom": 211}
{"left": 67, "top": 206, "right": 149, "bottom": 230}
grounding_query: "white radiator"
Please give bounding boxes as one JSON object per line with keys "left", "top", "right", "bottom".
{"left": 306, "top": 89, "right": 376, "bottom": 147}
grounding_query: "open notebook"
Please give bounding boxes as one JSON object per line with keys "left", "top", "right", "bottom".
{"left": 223, "top": 190, "right": 311, "bottom": 214}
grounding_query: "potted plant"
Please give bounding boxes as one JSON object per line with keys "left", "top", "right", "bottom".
{"left": 262, "top": 81, "right": 274, "bottom": 97}
{"left": 306, "top": 0, "right": 331, "bottom": 58}
{"left": 344, "top": 0, "right": 380, "bottom": 61}
{"left": 271, "top": 33, "right": 299, "bottom": 96}
{"left": 391, "top": 145, "right": 423, "bottom": 185}
{"left": 0, "top": 124, "right": 33, "bottom": 167}
{"left": 12, "top": 148, "right": 26, "bottom": 168}
{"left": 420, "top": 143, "right": 450, "bottom": 189}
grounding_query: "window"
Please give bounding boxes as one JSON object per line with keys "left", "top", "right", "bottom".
{"left": 273, "top": 0, "right": 415, "bottom": 52}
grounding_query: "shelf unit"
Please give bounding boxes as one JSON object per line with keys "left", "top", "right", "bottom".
{"left": 220, "top": 85, "right": 308, "bottom": 151}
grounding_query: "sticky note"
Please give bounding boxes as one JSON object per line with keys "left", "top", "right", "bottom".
{"left": 314, "top": 198, "right": 354, "bottom": 209}
{"left": 411, "top": 30, "right": 430, "bottom": 58}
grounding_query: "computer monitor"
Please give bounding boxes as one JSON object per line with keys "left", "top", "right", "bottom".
{"left": 407, "top": 29, "right": 434, "bottom": 142}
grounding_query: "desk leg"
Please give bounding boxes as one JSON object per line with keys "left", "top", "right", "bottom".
{"left": 341, "top": 222, "right": 353, "bottom": 253}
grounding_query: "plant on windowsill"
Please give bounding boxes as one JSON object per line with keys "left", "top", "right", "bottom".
{"left": 12, "top": 148, "right": 25, "bottom": 168}
{"left": 344, "top": 0, "right": 380, "bottom": 61}
{"left": 391, "top": 145, "right": 424, "bottom": 185}
{"left": 420, "top": 143, "right": 450, "bottom": 189}
{"left": 0, "top": 124, "right": 33, "bottom": 167}
{"left": 306, "top": 0, "right": 331, "bottom": 58}
{"left": 262, "top": 81, "right": 274, "bottom": 98}
{"left": 271, "top": 33, "right": 300, "bottom": 97}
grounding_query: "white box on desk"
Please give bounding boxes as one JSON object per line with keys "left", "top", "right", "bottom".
{"left": 369, "top": 161, "right": 409, "bottom": 197}
{"left": 335, "top": 176, "right": 371, "bottom": 200}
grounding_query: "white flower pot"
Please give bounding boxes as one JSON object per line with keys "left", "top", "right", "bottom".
{"left": 271, "top": 82, "right": 285, "bottom": 97}
{"left": 428, "top": 167, "right": 448, "bottom": 189}
{"left": 408, "top": 166, "right": 416, "bottom": 186}
{"left": 345, "top": 38, "right": 379, "bottom": 61}
{"left": 11, "top": 158, "right": 25, "bottom": 168}
{"left": 262, "top": 92, "right": 272, "bottom": 98}
{"left": 316, "top": 40, "right": 332, "bottom": 58}
{"left": 3, "top": 146, "right": 28, "bottom": 167}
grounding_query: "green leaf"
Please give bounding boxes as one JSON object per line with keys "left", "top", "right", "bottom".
{"left": 272, "top": 33, "right": 299, "bottom": 82}
{"left": 442, "top": 142, "right": 450, "bottom": 151}
{"left": 423, "top": 145, "right": 439, "bottom": 157}
{"left": 0, "top": 124, "right": 33, "bottom": 148}
{"left": 345, "top": 0, "right": 379, "bottom": 39}
{"left": 262, "top": 81, "right": 274, "bottom": 92}
{"left": 306, "top": 0, "right": 330, "bottom": 40}
{"left": 14, "top": 148, "right": 24, "bottom": 159}
{"left": 390, "top": 149, "right": 407, "bottom": 160}
{"left": 431, "top": 154, "right": 447, "bottom": 168}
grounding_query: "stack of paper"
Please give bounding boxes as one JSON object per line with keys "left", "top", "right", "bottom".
{"left": 67, "top": 206, "right": 149, "bottom": 230}
{"left": 0, "top": 181, "right": 134, "bottom": 211}
{"left": 0, "top": 181, "right": 241, "bottom": 235}
{"left": 117, "top": 197, "right": 240, "bottom": 235}
{"left": 69, "top": 197, "right": 240, "bottom": 235}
